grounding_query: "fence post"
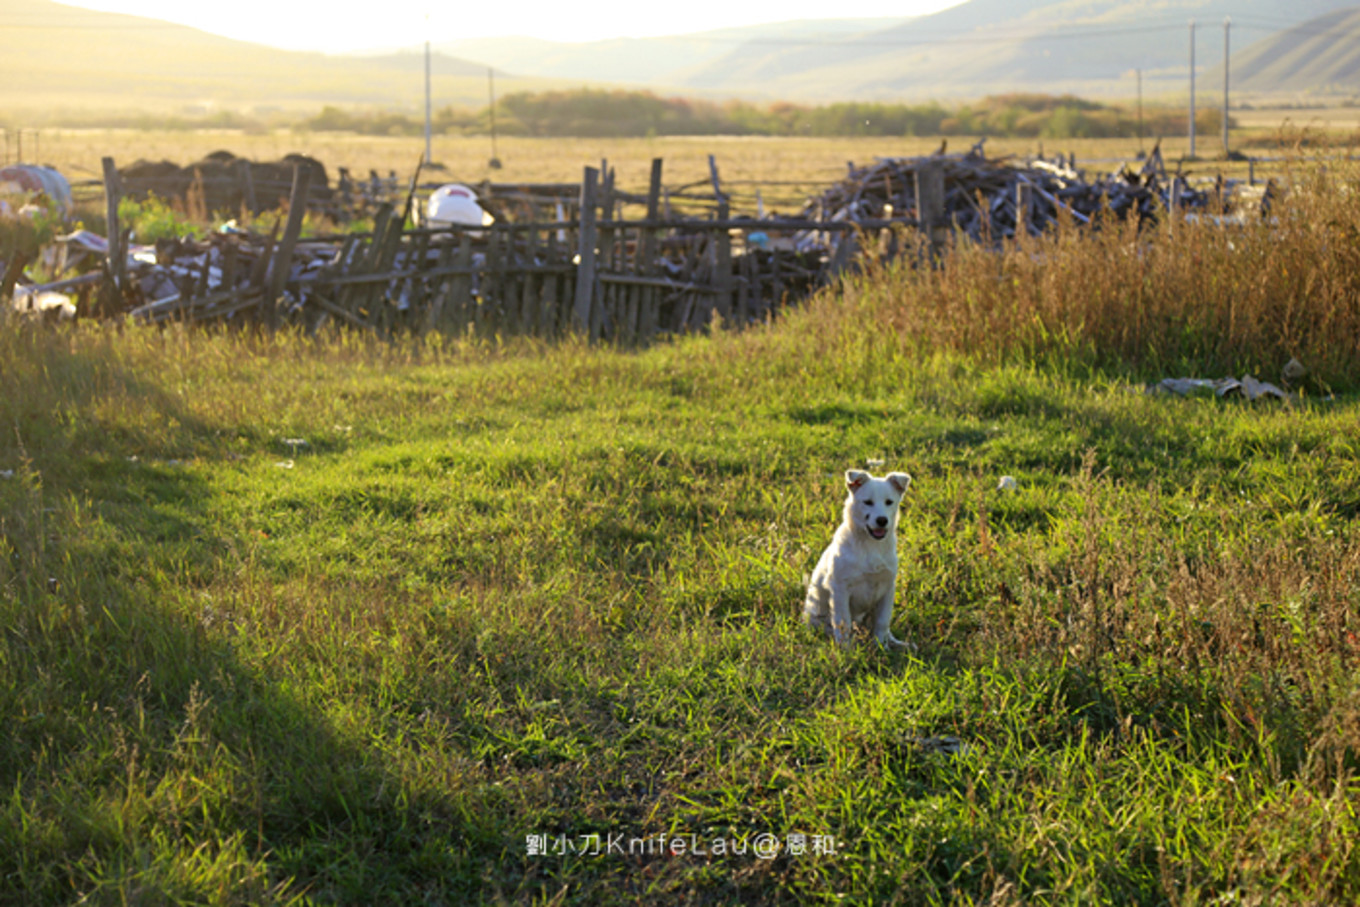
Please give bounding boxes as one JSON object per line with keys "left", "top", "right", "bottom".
{"left": 264, "top": 164, "right": 312, "bottom": 332}
{"left": 639, "top": 158, "right": 663, "bottom": 340}
{"left": 915, "top": 160, "right": 946, "bottom": 259}
{"left": 100, "top": 157, "right": 126, "bottom": 317}
{"left": 236, "top": 158, "right": 257, "bottom": 214}
{"left": 714, "top": 199, "right": 733, "bottom": 327}
{"left": 573, "top": 166, "right": 599, "bottom": 340}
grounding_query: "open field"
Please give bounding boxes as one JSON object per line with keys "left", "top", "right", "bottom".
{"left": 15, "top": 127, "right": 1346, "bottom": 219}
{"left": 2, "top": 159, "right": 1359, "bottom": 902}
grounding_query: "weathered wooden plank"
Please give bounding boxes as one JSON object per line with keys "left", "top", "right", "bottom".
{"left": 915, "top": 160, "right": 946, "bottom": 258}
{"left": 713, "top": 200, "right": 733, "bottom": 327}
{"left": 599, "top": 273, "right": 720, "bottom": 293}
{"left": 311, "top": 292, "right": 377, "bottom": 331}
{"left": 423, "top": 238, "right": 457, "bottom": 335}
{"left": 264, "top": 165, "right": 313, "bottom": 331}
{"left": 100, "top": 157, "right": 126, "bottom": 317}
{"left": 573, "top": 166, "right": 599, "bottom": 338}
{"left": 450, "top": 234, "right": 473, "bottom": 334}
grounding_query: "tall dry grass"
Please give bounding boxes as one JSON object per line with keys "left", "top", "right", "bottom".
{"left": 814, "top": 160, "right": 1360, "bottom": 389}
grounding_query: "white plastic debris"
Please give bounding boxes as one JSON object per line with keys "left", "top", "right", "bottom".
{"left": 11, "top": 287, "right": 75, "bottom": 320}
{"left": 424, "top": 184, "right": 493, "bottom": 228}
{"left": 1151, "top": 375, "right": 1289, "bottom": 402}
{"left": 997, "top": 475, "right": 1017, "bottom": 491}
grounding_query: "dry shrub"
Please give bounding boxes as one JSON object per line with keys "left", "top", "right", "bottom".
{"left": 819, "top": 161, "right": 1360, "bottom": 389}
{"left": 972, "top": 456, "right": 1360, "bottom": 787}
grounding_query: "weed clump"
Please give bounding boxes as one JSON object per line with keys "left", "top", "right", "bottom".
{"left": 805, "top": 161, "right": 1360, "bottom": 390}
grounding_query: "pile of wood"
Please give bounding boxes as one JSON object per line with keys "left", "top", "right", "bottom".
{"left": 119, "top": 208, "right": 584, "bottom": 336}
{"left": 119, "top": 152, "right": 342, "bottom": 219}
{"left": 796, "top": 141, "right": 1228, "bottom": 245}
{"left": 8, "top": 149, "right": 1267, "bottom": 341}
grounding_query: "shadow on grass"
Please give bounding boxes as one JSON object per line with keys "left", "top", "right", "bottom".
{"left": 0, "top": 335, "right": 493, "bottom": 902}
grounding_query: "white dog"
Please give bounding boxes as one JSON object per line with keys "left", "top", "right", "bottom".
{"left": 803, "top": 470, "right": 913, "bottom": 649}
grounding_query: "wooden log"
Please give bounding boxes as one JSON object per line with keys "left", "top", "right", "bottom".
{"left": 11, "top": 270, "right": 103, "bottom": 297}
{"left": 264, "top": 165, "right": 312, "bottom": 331}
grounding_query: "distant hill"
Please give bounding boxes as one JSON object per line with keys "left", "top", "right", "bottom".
{"left": 5, "top": 0, "right": 1359, "bottom": 124}
{"left": 445, "top": 1, "right": 1360, "bottom": 101}
{"left": 0, "top": 0, "right": 556, "bottom": 121}
{"left": 440, "top": 18, "right": 906, "bottom": 88}
{"left": 1210, "top": 7, "right": 1360, "bottom": 93}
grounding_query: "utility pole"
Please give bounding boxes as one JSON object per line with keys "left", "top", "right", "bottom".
{"left": 1223, "top": 17, "right": 1231, "bottom": 154}
{"left": 1137, "top": 68, "right": 1144, "bottom": 153}
{"left": 424, "top": 33, "right": 432, "bottom": 165}
{"left": 1189, "top": 19, "right": 1197, "bottom": 159}
{"left": 488, "top": 67, "right": 501, "bottom": 168}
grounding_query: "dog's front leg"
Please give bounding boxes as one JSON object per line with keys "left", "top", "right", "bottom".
{"left": 871, "top": 589, "right": 912, "bottom": 651}
{"left": 829, "top": 581, "right": 854, "bottom": 648}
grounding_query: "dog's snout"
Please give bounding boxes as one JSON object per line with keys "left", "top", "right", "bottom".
{"left": 875, "top": 516, "right": 889, "bottom": 528}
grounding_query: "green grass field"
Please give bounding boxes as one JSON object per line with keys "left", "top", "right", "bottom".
{"left": 2, "top": 157, "right": 1360, "bottom": 905}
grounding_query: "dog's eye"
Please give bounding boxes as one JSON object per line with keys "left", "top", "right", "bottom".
{"left": 886, "top": 499, "right": 895, "bottom": 505}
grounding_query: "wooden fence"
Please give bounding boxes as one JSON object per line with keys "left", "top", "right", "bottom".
{"left": 115, "top": 156, "right": 914, "bottom": 343}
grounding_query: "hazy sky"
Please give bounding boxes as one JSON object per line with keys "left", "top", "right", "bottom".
{"left": 56, "top": 0, "right": 968, "bottom": 51}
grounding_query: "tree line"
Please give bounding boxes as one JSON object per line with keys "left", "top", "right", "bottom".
{"left": 303, "top": 90, "right": 1224, "bottom": 140}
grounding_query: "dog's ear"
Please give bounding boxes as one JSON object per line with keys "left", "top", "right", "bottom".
{"left": 845, "top": 470, "right": 870, "bottom": 491}
{"left": 887, "top": 472, "right": 912, "bottom": 494}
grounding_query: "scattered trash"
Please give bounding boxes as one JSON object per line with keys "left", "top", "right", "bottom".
{"left": 274, "top": 460, "right": 294, "bottom": 469}
{"left": 1151, "top": 374, "right": 1289, "bottom": 402}
{"left": 0, "top": 469, "right": 13, "bottom": 479}
{"left": 866, "top": 458, "right": 885, "bottom": 468}
{"left": 422, "top": 183, "right": 494, "bottom": 229}
{"left": 997, "top": 475, "right": 1017, "bottom": 491}
{"left": 11, "top": 287, "right": 76, "bottom": 321}
{"left": 913, "top": 735, "right": 968, "bottom": 756}
{"left": 0, "top": 164, "right": 73, "bottom": 215}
